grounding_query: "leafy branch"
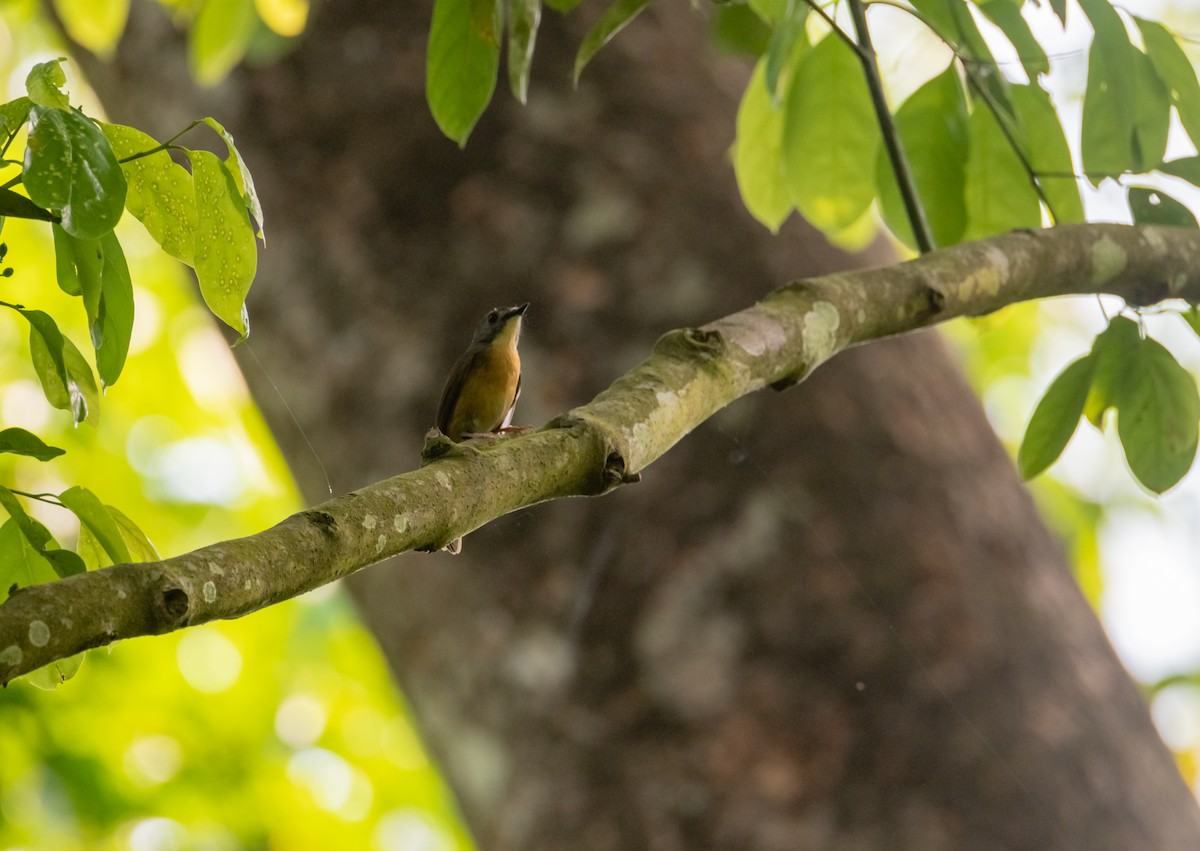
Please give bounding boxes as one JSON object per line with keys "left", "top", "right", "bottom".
{"left": 3, "top": 223, "right": 1198, "bottom": 686}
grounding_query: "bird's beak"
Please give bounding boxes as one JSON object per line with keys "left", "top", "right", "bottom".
{"left": 507, "top": 303, "right": 530, "bottom": 319}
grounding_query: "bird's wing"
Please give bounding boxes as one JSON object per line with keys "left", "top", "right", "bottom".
{"left": 436, "top": 350, "right": 482, "bottom": 436}
{"left": 500, "top": 371, "right": 522, "bottom": 429}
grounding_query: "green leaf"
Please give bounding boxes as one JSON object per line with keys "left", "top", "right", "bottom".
{"left": 19, "top": 308, "right": 76, "bottom": 422}
{"left": 763, "top": 0, "right": 806, "bottom": 99}
{"left": 508, "top": 0, "right": 540, "bottom": 103}
{"left": 1131, "top": 50, "right": 1171, "bottom": 172}
{"left": 53, "top": 227, "right": 103, "bottom": 339}
{"left": 200, "top": 118, "right": 263, "bottom": 242}
{"left": 24, "top": 106, "right": 127, "bottom": 239}
{"left": 574, "top": 0, "right": 655, "bottom": 85}
{"left": 1079, "top": 0, "right": 1137, "bottom": 181}
{"left": 95, "top": 231, "right": 134, "bottom": 387}
{"left": 544, "top": 0, "right": 581, "bottom": 10}
{"left": 1160, "top": 156, "right": 1200, "bottom": 187}
{"left": 0, "top": 519, "right": 58, "bottom": 602}
{"left": 51, "top": 223, "right": 81, "bottom": 295}
{"left": 963, "top": 104, "right": 1041, "bottom": 240}
{"left": 977, "top": 0, "right": 1049, "bottom": 80}
{"left": 1085, "top": 315, "right": 1140, "bottom": 427}
{"left": 189, "top": 0, "right": 258, "bottom": 86}
{"left": 1009, "top": 84, "right": 1084, "bottom": 225}
{"left": 1128, "top": 186, "right": 1198, "bottom": 229}
{"left": 26, "top": 316, "right": 99, "bottom": 427}
{"left": 52, "top": 0, "right": 131, "bottom": 59}
{"left": 102, "top": 123, "right": 197, "bottom": 264}
{"left": 910, "top": 0, "right": 1009, "bottom": 110}
{"left": 0, "top": 97, "right": 32, "bottom": 137}
{"left": 1115, "top": 336, "right": 1200, "bottom": 493}
{"left": 875, "top": 63, "right": 968, "bottom": 250}
{"left": 0, "top": 188, "right": 58, "bottom": 222}
{"left": 711, "top": 3, "right": 771, "bottom": 57}
{"left": 23, "top": 653, "right": 86, "bottom": 690}
{"left": 1018, "top": 354, "right": 1095, "bottom": 479}
{"left": 0, "top": 428, "right": 64, "bottom": 461}
{"left": 783, "top": 34, "right": 880, "bottom": 232}
{"left": 24, "top": 59, "right": 69, "bottom": 109}
{"left": 733, "top": 60, "right": 793, "bottom": 233}
{"left": 1136, "top": 18, "right": 1200, "bottom": 155}
{"left": 0, "top": 488, "right": 86, "bottom": 578}
{"left": 427, "top": 0, "right": 503, "bottom": 145}
{"left": 187, "top": 149, "right": 258, "bottom": 337}
{"left": 59, "top": 486, "right": 131, "bottom": 566}
{"left": 747, "top": 0, "right": 786, "bottom": 23}
{"left": 107, "top": 505, "right": 159, "bottom": 562}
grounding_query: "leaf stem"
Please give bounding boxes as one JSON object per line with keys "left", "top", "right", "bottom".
{"left": 117, "top": 119, "right": 205, "bottom": 165}
{"left": 845, "top": 0, "right": 935, "bottom": 253}
{"left": 9, "top": 490, "right": 65, "bottom": 508}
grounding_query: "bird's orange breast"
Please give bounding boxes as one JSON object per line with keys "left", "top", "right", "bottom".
{"left": 444, "top": 346, "right": 521, "bottom": 440}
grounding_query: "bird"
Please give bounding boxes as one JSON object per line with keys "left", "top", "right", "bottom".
{"left": 434, "top": 303, "right": 529, "bottom": 553}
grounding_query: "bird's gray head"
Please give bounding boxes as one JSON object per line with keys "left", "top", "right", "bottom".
{"left": 472, "top": 303, "right": 529, "bottom": 346}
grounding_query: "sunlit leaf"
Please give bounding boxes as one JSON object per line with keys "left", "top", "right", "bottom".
{"left": 95, "top": 231, "right": 134, "bottom": 387}
{"left": 427, "top": 0, "right": 503, "bottom": 145}
{"left": 102, "top": 122, "right": 197, "bottom": 263}
{"left": 733, "top": 60, "right": 792, "bottom": 233}
{"left": 189, "top": 0, "right": 258, "bottom": 86}
{"left": 0, "top": 96, "right": 32, "bottom": 137}
{"left": 1009, "top": 84, "right": 1084, "bottom": 225}
{"left": 22, "top": 653, "right": 86, "bottom": 690}
{"left": 52, "top": 0, "right": 131, "bottom": 59}
{"left": 783, "top": 34, "right": 879, "bottom": 232}
{"left": 20, "top": 308, "right": 77, "bottom": 422}
{"left": 1018, "top": 354, "right": 1094, "bottom": 479}
{"left": 763, "top": 0, "right": 805, "bottom": 99}
{"left": 0, "top": 428, "right": 64, "bottom": 461}
{"left": 574, "top": 0, "right": 655, "bottom": 84}
{"left": 1115, "top": 336, "right": 1200, "bottom": 493}
{"left": 254, "top": 0, "right": 308, "bottom": 36}
{"left": 107, "top": 505, "right": 159, "bottom": 562}
{"left": 0, "top": 488, "right": 86, "bottom": 578}
{"left": 0, "top": 519, "right": 58, "bottom": 602}
{"left": 963, "top": 104, "right": 1040, "bottom": 239}
{"left": 59, "top": 486, "right": 132, "bottom": 566}
{"left": 201, "top": 118, "right": 263, "bottom": 242}
{"left": 27, "top": 316, "right": 99, "bottom": 427}
{"left": 1128, "top": 186, "right": 1198, "bottom": 229}
{"left": 24, "top": 59, "right": 69, "bottom": 109}
{"left": 24, "top": 106, "right": 127, "bottom": 239}
{"left": 508, "top": 0, "right": 540, "bottom": 103}
{"left": 187, "top": 149, "right": 257, "bottom": 338}
{"left": 875, "top": 62, "right": 968, "bottom": 250}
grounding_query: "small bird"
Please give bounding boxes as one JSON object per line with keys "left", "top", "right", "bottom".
{"left": 434, "top": 303, "right": 529, "bottom": 553}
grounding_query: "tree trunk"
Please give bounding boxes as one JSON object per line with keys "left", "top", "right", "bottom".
{"left": 77, "top": 0, "right": 1200, "bottom": 848}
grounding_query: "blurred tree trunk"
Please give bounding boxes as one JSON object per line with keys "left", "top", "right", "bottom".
{"left": 76, "top": 1, "right": 1200, "bottom": 848}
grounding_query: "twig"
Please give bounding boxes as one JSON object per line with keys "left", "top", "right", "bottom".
{"left": 846, "top": 0, "right": 935, "bottom": 252}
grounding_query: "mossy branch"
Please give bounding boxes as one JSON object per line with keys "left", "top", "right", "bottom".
{"left": 3, "top": 223, "right": 1200, "bottom": 685}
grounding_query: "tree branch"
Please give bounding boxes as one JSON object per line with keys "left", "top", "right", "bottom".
{"left": 3, "top": 223, "right": 1199, "bottom": 685}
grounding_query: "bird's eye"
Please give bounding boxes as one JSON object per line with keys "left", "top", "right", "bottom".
{"left": 488, "top": 311, "right": 499, "bottom": 324}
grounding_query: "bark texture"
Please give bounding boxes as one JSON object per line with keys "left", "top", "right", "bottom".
{"left": 76, "top": 1, "right": 1200, "bottom": 849}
